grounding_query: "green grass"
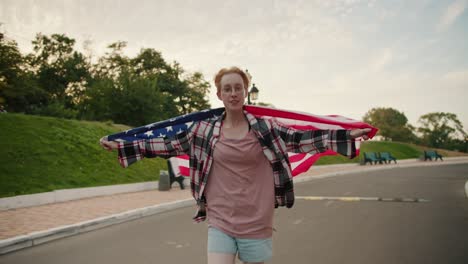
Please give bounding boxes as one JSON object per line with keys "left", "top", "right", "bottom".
{"left": 0, "top": 113, "right": 167, "bottom": 198}
{"left": 314, "top": 140, "right": 467, "bottom": 165}
{"left": 1, "top": 113, "right": 466, "bottom": 198}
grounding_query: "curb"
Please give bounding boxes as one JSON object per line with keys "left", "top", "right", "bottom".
{"left": 1, "top": 158, "right": 467, "bottom": 255}
{"left": 0, "top": 199, "right": 194, "bottom": 255}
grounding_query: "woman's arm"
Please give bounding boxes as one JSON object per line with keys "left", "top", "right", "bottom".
{"left": 100, "top": 123, "right": 196, "bottom": 168}
{"left": 273, "top": 120, "right": 370, "bottom": 158}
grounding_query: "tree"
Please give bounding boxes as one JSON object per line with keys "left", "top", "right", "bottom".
{"left": 417, "top": 112, "right": 467, "bottom": 150}
{"left": 2, "top": 32, "right": 212, "bottom": 124}
{"left": 130, "top": 50, "right": 210, "bottom": 114}
{"left": 93, "top": 41, "right": 130, "bottom": 80}
{"left": 363, "top": 107, "right": 416, "bottom": 142}
{"left": 0, "top": 33, "right": 46, "bottom": 112}
{"left": 80, "top": 70, "right": 173, "bottom": 126}
{"left": 30, "top": 33, "right": 90, "bottom": 116}
{"left": 180, "top": 71, "right": 211, "bottom": 113}
{"left": 84, "top": 45, "right": 211, "bottom": 124}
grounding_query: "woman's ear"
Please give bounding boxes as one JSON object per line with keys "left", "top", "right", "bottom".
{"left": 216, "top": 90, "right": 222, "bottom": 100}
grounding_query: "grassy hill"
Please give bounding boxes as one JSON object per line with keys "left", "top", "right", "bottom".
{"left": 0, "top": 113, "right": 167, "bottom": 198}
{"left": 315, "top": 140, "right": 467, "bottom": 165}
{"left": 1, "top": 113, "right": 466, "bottom": 198}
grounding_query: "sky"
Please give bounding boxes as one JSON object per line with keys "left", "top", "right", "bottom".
{"left": 1, "top": 0, "right": 467, "bottom": 130}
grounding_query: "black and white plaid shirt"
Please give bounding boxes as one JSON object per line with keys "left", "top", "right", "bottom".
{"left": 117, "top": 110, "right": 356, "bottom": 222}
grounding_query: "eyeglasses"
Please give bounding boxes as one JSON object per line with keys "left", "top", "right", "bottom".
{"left": 221, "top": 86, "right": 244, "bottom": 94}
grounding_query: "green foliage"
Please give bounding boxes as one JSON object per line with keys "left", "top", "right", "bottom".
{"left": 417, "top": 112, "right": 467, "bottom": 150}
{"left": 1, "top": 33, "right": 211, "bottom": 126}
{"left": 0, "top": 113, "right": 167, "bottom": 198}
{"left": 363, "top": 107, "right": 416, "bottom": 142}
{"left": 0, "top": 33, "right": 46, "bottom": 112}
{"left": 31, "top": 33, "right": 91, "bottom": 108}
{"left": 29, "top": 100, "right": 79, "bottom": 119}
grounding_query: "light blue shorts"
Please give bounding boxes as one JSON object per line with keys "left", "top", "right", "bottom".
{"left": 207, "top": 227, "right": 272, "bottom": 263}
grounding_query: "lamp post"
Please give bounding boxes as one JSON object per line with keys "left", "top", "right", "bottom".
{"left": 245, "top": 69, "right": 260, "bottom": 105}
{"left": 247, "top": 83, "right": 259, "bottom": 105}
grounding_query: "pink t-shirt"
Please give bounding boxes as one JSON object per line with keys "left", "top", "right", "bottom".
{"left": 204, "top": 129, "right": 275, "bottom": 239}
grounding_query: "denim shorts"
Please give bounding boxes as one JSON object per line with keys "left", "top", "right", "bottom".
{"left": 207, "top": 227, "right": 272, "bottom": 263}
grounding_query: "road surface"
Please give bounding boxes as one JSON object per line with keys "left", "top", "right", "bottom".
{"left": 1, "top": 164, "right": 467, "bottom": 264}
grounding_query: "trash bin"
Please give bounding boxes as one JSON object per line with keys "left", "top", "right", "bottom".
{"left": 158, "top": 170, "right": 170, "bottom": 191}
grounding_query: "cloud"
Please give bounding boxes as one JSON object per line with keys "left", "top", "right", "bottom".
{"left": 436, "top": 0, "right": 467, "bottom": 32}
{"left": 370, "top": 48, "right": 393, "bottom": 72}
{"left": 441, "top": 69, "right": 468, "bottom": 87}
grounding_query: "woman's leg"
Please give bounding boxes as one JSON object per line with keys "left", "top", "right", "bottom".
{"left": 207, "top": 227, "right": 238, "bottom": 264}
{"left": 207, "top": 253, "right": 236, "bottom": 264}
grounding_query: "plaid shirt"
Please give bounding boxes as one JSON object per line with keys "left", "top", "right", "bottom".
{"left": 117, "top": 110, "right": 356, "bottom": 222}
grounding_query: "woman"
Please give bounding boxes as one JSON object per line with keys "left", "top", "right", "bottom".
{"left": 100, "top": 66, "right": 370, "bottom": 264}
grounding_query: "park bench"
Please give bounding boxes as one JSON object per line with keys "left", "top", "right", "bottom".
{"left": 423, "top": 150, "right": 443, "bottom": 161}
{"left": 379, "top": 152, "right": 397, "bottom": 164}
{"left": 166, "top": 159, "right": 186, "bottom": 189}
{"left": 362, "top": 152, "right": 383, "bottom": 165}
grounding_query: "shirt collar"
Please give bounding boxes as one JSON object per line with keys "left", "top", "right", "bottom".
{"left": 212, "top": 107, "right": 263, "bottom": 139}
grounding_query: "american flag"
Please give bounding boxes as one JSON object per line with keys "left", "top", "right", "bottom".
{"left": 107, "top": 105, "right": 377, "bottom": 177}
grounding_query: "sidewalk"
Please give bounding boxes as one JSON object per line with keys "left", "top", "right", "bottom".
{"left": 1, "top": 157, "right": 467, "bottom": 254}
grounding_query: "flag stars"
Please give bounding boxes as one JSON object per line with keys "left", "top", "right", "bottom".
{"left": 158, "top": 133, "right": 166, "bottom": 138}
{"left": 166, "top": 126, "right": 173, "bottom": 132}
{"left": 144, "top": 130, "right": 154, "bottom": 137}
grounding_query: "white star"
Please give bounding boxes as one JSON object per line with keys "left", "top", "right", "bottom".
{"left": 185, "top": 121, "right": 193, "bottom": 127}
{"left": 124, "top": 129, "right": 131, "bottom": 134}
{"left": 158, "top": 133, "right": 166, "bottom": 137}
{"left": 177, "top": 128, "right": 183, "bottom": 134}
{"left": 145, "top": 124, "right": 155, "bottom": 129}
{"left": 169, "top": 118, "right": 176, "bottom": 122}
{"left": 144, "top": 131, "right": 154, "bottom": 137}
{"left": 166, "top": 126, "right": 173, "bottom": 132}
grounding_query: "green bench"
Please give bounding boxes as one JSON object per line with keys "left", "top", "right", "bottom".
{"left": 423, "top": 150, "right": 443, "bottom": 161}
{"left": 362, "top": 152, "right": 383, "bottom": 165}
{"left": 379, "top": 152, "right": 397, "bottom": 164}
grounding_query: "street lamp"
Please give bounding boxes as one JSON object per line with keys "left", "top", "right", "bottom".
{"left": 247, "top": 83, "right": 259, "bottom": 105}
{"left": 245, "top": 69, "right": 260, "bottom": 105}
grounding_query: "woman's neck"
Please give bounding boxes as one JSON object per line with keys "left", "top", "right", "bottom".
{"left": 223, "top": 109, "right": 246, "bottom": 128}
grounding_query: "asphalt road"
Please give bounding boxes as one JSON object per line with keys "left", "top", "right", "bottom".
{"left": 1, "top": 164, "right": 467, "bottom": 264}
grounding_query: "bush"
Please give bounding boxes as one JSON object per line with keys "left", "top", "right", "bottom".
{"left": 29, "top": 101, "right": 79, "bottom": 119}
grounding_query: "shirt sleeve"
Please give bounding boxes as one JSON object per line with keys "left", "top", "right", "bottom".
{"left": 273, "top": 120, "right": 357, "bottom": 158}
{"left": 117, "top": 123, "right": 196, "bottom": 168}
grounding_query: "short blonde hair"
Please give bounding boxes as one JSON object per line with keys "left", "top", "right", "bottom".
{"left": 214, "top": 66, "right": 251, "bottom": 92}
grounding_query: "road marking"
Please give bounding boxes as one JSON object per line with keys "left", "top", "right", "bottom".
{"left": 296, "top": 196, "right": 430, "bottom": 203}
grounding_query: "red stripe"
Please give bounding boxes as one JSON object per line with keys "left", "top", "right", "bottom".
{"left": 178, "top": 155, "right": 189, "bottom": 160}
{"left": 179, "top": 166, "right": 190, "bottom": 177}
{"left": 288, "top": 153, "right": 307, "bottom": 163}
{"left": 245, "top": 105, "right": 378, "bottom": 138}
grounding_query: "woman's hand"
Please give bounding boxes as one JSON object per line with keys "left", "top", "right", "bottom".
{"left": 100, "top": 136, "right": 119, "bottom": 151}
{"left": 349, "top": 128, "right": 372, "bottom": 140}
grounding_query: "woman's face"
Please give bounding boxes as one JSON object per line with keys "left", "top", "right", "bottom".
{"left": 217, "top": 73, "right": 247, "bottom": 111}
